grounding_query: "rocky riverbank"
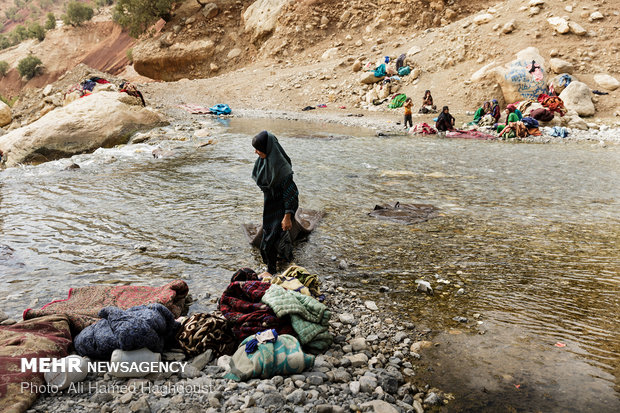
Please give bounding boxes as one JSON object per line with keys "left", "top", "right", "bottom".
{"left": 20, "top": 278, "right": 443, "bottom": 413}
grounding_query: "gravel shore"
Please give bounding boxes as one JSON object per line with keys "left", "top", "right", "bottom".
{"left": 28, "top": 278, "right": 443, "bottom": 413}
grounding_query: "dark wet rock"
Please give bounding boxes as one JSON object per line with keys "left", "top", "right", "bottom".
{"left": 452, "top": 316, "right": 468, "bottom": 323}
{"left": 368, "top": 202, "right": 439, "bottom": 224}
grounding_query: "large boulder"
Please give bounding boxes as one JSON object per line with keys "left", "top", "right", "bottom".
{"left": 593, "top": 73, "right": 620, "bottom": 91}
{"left": 559, "top": 81, "right": 595, "bottom": 117}
{"left": 493, "top": 47, "right": 548, "bottom": 103}
{"left": 0, "top": 92, "right": 166, "bottom": 167}
{"left": 243, "top": 0, "right": 293, "bottom": 43}
{"left": 0, "top": 101, "right": 11, "bottom": 127}
{"left": 133, "top": 39, "right": 215, "bottom": 81}
{"left": 549, "top": 58, "right": 573, "bottom": 74}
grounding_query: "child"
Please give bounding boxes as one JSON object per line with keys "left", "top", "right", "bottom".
{"left": 404, "top": 97, "right": 413, "bottom": 129}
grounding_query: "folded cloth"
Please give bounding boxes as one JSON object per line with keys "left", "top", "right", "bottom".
{"left": 225, "top": 334, "right": 314, "bottom": 381}
{"left": 74, "top": 304, "right": 180, "bottom": 360}
{"left": 176, "top": 312, "right": 237, "bottom": 357}
{"left": 261, "top": 284, "right": 332, "bottom": 351}
{"left": 0, "top": 315, "right": 72, "bottom": 413}
{"left": 218, "top": 281, "right": 294, "bottom": 341}
{"left": 23, "top": 280, "right": 188, "bottom": 334}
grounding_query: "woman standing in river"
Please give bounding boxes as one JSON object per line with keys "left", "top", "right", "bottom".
{"left": 251, "top": 131, "right": 299, "bottom": 277}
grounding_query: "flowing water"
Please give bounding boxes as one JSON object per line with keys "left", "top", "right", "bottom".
{"left": 1, "top": 118, "right": 618, "bottom": 412}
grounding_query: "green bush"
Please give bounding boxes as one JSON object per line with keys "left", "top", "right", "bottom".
{"left": 13, "top": 25, "right": 29, "bottom": 41}
{"left": 96, "top": 0, "right": 115, "bottom": 7}
{"left": 114, "top": 0, "right": 173, "bottom": 37}
{"left": 63, "top": 1, "right": 94, "bottom": 26}
{"left": 0, "top": 35, "right": 10, "bottom": 50}
{"left": 45, "top": 12, "right": 56, "bottom": 30}
{"left": 0, "top": 61, "right": 9, "bottom": 77}
{"left": 28, "top": 21, "right": 45, "bottom": 41}
{"left": 17, "top": 55, "right": 43, "bottom": 79}
{"left": 126, "top": 47, "right": 133, "bottom": 63}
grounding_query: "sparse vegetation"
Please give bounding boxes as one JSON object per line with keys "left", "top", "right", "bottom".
{"left": 0, "top": 35, "right": 9, "bottom": 50}
{"left": 28, "top": 21, "right": 46, "bottom": 41}
{"left": 114, "top": 0, "right": 173, "bottom": 37}
{"left": 45, "top": 12, "right": 56, "bottom": 30}
{"left": 17, "top": 55, "right": 43, "bottom": 79}
{"left": 0, "top": 94, "right": 18, "bottom": 107}
{"left": 0, "top": 61, "right": 9, "bottom": 77}
{"left": 126, "top": 47, "right": 133, "bottom": 63}
{"left": 62, "top": 1, "right": 94, "bottom": 26}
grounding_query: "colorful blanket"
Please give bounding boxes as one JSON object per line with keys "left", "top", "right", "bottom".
{"left": 0, "top": 315, "right": 72, "bottom": 413}
{"left": 445, "top": 130, "right": 497, "bottom": 140}
{"left": 218, "top": 281, "right": 293, "bottom": 340}
{"left": 23, "top": 280, "right": 188, "bottom": 334}
{"left": 537, "top": 94, "right": 567, "bottom": 116}
{"left": 225, "top": 334, "right": 314, "bottom": 381}
{"left": 409, "top": 122, "right": 437, "bottom": 134}
{"left": 261, "top": 284, "right": 332, "bottom": 351}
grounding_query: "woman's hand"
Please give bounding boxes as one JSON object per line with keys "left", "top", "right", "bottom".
{"left": 281, "top": 213, "right": 292, "bottom": 231}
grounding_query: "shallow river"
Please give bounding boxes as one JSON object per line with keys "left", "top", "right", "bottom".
{"left": 1, "top": 118, "right": 618, "bottom": 412}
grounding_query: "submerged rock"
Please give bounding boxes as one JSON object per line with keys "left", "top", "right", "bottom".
{"left": 369, "top": 202, "right": 439, "bottom": 225}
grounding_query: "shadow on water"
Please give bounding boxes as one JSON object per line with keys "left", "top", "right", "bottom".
{"left": 0, "top": 119, "right": 618, "bottom": 412}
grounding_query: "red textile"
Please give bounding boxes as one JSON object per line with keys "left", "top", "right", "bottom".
{"left": 218, "top": 281, "right": 293, "bottom": 340}
{"left": 0, "top": 315, "right": 72, "bottom": 413}
{"left": 446, "top": 130, "right": 497, "bottom": 140}
{"left": 538, "top": 94, "right": 567, "bottom": 116}
{"left": 410, "top": 122, "right": 437, "bottom": 134}
{"left": 23, "top": 280, "right": 188, "bottom": 333}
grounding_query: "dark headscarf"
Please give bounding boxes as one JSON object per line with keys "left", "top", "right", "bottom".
{"left": 251, "top": 131, "right": 293, "bottom": 194}
{"left": 436, "top": 106, "right": 453, "bottom": 124}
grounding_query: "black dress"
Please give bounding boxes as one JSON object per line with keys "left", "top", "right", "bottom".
{"left": 261, "top": 174, "right": 299, "bottom": 274}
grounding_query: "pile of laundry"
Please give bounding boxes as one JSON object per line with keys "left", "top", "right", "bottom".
{"left": 0, "top": 265, "right": 330, "bottom": 412}
{"left": 63, "top": 77, "right": 146, "bottom": 107}
{"left": 360, "top": 54, "right": 418, "bottom": 107}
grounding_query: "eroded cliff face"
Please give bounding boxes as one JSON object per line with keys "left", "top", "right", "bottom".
{"left": 130, "top": 0, "right": 492, "bottom": 81}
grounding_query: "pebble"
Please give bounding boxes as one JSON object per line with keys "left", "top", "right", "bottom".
{"left": 364, "top": 300, "right": 379, "bottom": 311}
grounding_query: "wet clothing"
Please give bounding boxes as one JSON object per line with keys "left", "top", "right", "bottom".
{"left": 435, "top": 112, "right": 455, "bottom": 132}
{"left": 252, "top": 132, "right": 299, "bottom": 274}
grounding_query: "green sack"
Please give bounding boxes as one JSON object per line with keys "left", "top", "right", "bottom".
{"left": 388, "top": 93, "right": 407, "bottom": 109}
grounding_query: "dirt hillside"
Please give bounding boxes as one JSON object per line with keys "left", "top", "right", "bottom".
{"left": 1, "top": 0, "right": 619, "bottom": 127}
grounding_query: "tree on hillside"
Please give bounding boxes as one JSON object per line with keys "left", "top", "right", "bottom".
{"left": 96, "top": 0, "right": 115, "bottom": 7}
{"left": 45, "top": 12, "right": 56, "bottom": 29}
{"left": 28, "top": 21, "right": 45, "bottom": 41}
{"left": 114, "top": 0, "right": 173, "bottom": 37}
{"left": 17, "top": 55, "right": 43, "bottom": 79}
{"left": 13, "top": 25, "right": 29, "bottom": 41}
{"left": 62, "top": 1, "right": 94, "bottom": 26}
{"left": 0, "top": 35, "right": 10, "bottom": 50}
{"left": 0, "top": 61, "right": 9, "bottom": 77}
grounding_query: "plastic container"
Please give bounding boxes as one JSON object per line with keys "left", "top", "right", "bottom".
{"left": 44, "top": 355, "right": 89, "bottom": 390}
{"left": 109, "top": 347, "right": 161, "bottom": 378}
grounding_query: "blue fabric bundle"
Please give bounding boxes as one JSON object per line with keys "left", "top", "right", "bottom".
{"left": 522, "top": 117, "right": 539, "bottom": 128}
{"left": 74, "top": 304, "right": 180, "bottom": 360}
{"left": 209, "top": 104, "right": 232, "bottom": 115}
